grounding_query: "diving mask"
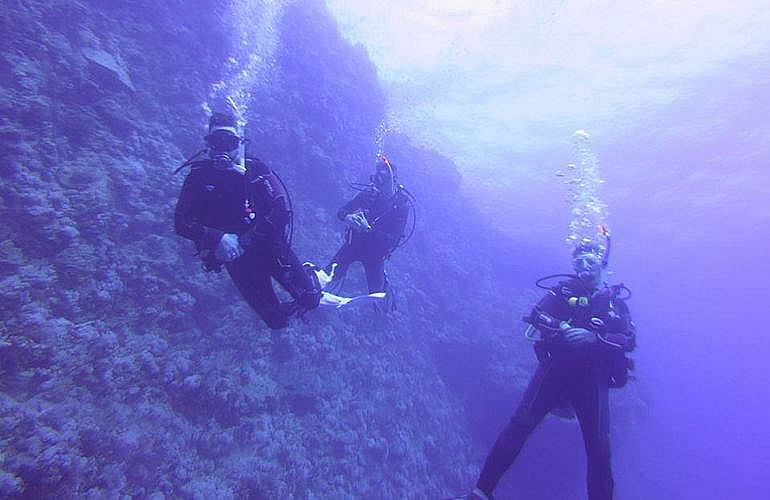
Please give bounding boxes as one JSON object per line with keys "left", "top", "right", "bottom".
{"left": 206, "top": 129, "right": 241, "bottom": 153}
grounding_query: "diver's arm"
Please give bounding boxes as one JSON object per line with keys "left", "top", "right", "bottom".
{"left": 174, "top": 173, "right": 224, "bottom": 252}
{"left": 599, "top": 323, "right": 636, "bottom": 352}
{"left": 383, "top": 198, "right": 411, "bottom": 246}
{"left": 238, "top": 173, "right": 292, "bottom": 250}
{"left": 336, "top": 192, "right": 369, "bottom": 220}
{"left": 368, "top": 196, "right": 410, "bottom": 249}
{"left": 244, "top": 159, "right": 291, "bottom": 241}
{"left": 599, "top": 301, "right": 636, "bottom": 352}
{"left": 598, "top": 329, "right": 635, "bottom": 352}
{"left": 394, "top": 199, "right": 410, "bottom": 233}
{"left": 525, "top": 289, "right": 570, "bottom": 361}
{"left": 526, "top": 289, "right": 568, "bottom": 335}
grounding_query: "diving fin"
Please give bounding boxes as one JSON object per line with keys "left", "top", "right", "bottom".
{"left": 443, "top": 489, "right": 493, "bottom": 500}
{"left": 304, "top": 262, "right": 337, "bottom": 290}
{"left": 319, "top": 291, "right": 386, "bottom": 310}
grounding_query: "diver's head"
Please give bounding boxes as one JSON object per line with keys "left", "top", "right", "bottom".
{"left": 205, "top": 112, "right": 242, "bottom": 165}
{"left": 372, "top": 155, "right": 396, "bottom": 196}
{"left": 572, "top": 241, "right": 607, "bottom": 287}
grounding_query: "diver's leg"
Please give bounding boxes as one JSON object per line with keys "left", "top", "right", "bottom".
{"left": 327, "top": 242, "right": 355, "bottom": 282}
{"left": 476, "top": 362, "right": 564, "bottom": 496}
{"left": 272, "top": 247, "right": 321, "bottom": 312}
{"left": 362, "top": 255, "right": 386, "bottom": 293}
{"left": 571, "top": 374, "right": 613, "bottom": 500}
{"left": 226, "top": 253, "right": 288, "bottom": 330}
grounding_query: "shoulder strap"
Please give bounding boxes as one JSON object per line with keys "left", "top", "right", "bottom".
{"left": 174, "top": 158, "right": 212, "bottom": 175}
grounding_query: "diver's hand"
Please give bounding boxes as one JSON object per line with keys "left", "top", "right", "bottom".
{"left": 215, "top": 233, "right": 245, "bottom": 262}
{"left": 562, "top": 327, "right": 598, "bottom": 345}
{"left": 344, "top": 212, "right": 372, "bottom": 232}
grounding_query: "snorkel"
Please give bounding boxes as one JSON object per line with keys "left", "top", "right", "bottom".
{"left": 373, "top": 155, "right": 396, "bottom": 197}
{"left": 226, "top": 96, "right": 247, "bottom": 172}
{"left": 598, "top": 224, "right": 611, "bottom": 267}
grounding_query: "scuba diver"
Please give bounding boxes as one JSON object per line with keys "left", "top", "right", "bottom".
{"left": 174, "top": 111, "right": 321, "bottom": 330}
{"left": 325, "top": 155, "right": 413, "bottom": 298}
{"left": 451, "top": 228, "right": 636, "bottom": 500}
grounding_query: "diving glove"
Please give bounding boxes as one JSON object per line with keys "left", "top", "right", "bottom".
{"left": 562, "top": 327, "right": 598, "bottom": 345}
{"left": 344, "top": 212, "right": 372, "bottom": 232}
{"left": 215, "top": 233, "right": 244, "bottom": 262}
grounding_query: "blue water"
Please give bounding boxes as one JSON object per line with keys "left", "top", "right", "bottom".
{"left": 1, "top": 0, "right": 769, "bottom": 498}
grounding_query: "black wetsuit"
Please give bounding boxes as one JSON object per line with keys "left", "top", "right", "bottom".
{"left": 477, "top": 278, "right": 636, "bottom": 500}
{"left": 175, "top": 158, "right": 319, "bottom": 329}
{"left": 329, "top": 187, "right": 410, "bottom": 293}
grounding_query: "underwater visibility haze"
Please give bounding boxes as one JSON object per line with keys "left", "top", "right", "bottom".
{"left": 1, "top": 0, "right": 769, "bottom": 498}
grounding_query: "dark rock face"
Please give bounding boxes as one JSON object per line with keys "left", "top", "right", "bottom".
{"left": 0, "top": 0, "right": 544, "bottom": 498}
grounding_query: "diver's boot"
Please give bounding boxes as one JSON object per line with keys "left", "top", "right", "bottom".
{"left": 303, "top": 262, "right": 337, "bottom": 290}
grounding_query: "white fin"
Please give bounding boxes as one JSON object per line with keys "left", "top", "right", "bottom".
{"left": 303, "top": 262, "right": 336, "bottom": 290}
{"left": 319, "top": 291, "right": 386, "bottom": 310}
{"left": 315, "top": 263, "right": 336, "bottom": 289}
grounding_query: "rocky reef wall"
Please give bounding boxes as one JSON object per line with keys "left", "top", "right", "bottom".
{"left": 0, "top": 0, "right": 559, "bottom": 498}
